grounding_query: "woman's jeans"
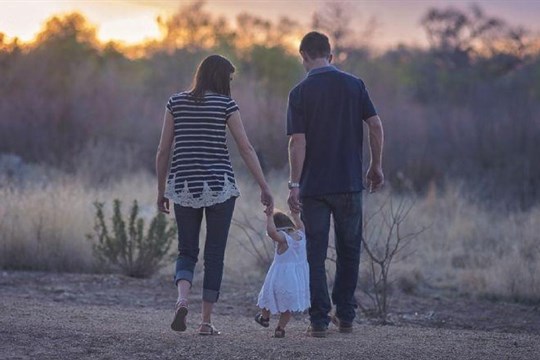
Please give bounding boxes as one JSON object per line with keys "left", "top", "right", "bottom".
{"left": 301, "top": 192, "right": 363, "bottom": 328}
{"left": 173, "top": 197, "right": 236, "bottom": 303}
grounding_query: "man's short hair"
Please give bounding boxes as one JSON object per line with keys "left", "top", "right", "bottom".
{"left": 299, "top": 31, "right": 331, "bottom": 59}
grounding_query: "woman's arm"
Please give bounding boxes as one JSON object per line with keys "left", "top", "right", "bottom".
{"left": 227, "top": 110, "right": 273, "bottom": 212}
{"left": 155, "top": 110, "right": 175, "bottom": 213}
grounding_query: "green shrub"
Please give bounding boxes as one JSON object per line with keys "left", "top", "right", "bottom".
{"left": 88, "top": 199, "right": 176, "bottom": 278}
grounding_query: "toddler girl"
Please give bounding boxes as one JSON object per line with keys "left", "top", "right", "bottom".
{"left": 255, "top": 209, "right": 310, "bottom": 337}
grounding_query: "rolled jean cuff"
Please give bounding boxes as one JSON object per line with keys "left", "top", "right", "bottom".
{"left": 174, "top": 270, "right": 194, "bottom": 286}
{"left": 202, "top": 289, "right": 220, "bottom": 303}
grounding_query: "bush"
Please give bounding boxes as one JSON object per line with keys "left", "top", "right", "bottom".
{"left": 355, "top": 195, "right": 424, "bottom": 323}
{"left": 88, "top": 199, "right": 176, "bottom": 278}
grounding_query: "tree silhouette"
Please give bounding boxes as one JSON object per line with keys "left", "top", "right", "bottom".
{"left": 421, "top": 4, "right": 525, "bottom": 70}
{"left": 157, "top": 0, "right": 232, "bottom": 51}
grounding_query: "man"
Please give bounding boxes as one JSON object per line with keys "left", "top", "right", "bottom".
{"left": 287, "top": 31, "right": 384, "bottom": 338}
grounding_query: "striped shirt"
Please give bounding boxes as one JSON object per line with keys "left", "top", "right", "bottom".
{"left": 164, "top": 92, "right": 240, "bottom": 208}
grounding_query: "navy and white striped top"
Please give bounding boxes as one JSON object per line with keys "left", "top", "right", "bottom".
{"left": 164, "top": 92, "right": 240, "bottom": 208}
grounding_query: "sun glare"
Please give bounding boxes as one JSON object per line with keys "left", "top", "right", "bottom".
{"left": 96, "top": 13, "right": 161, "bottom": 45}
{"left": 0, "top": 1, "right": 163, "bottom": 45}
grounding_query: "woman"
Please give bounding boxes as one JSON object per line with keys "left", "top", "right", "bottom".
{"left": 156, "top": 55, "right": 273, "bottom": 335}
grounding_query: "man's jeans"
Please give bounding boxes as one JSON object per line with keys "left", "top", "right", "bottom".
{"left": 173, "top": 197, "right": 236, "bottom": 303}
{"left": 302, "top": 192, "right": 363, "bottom": 327}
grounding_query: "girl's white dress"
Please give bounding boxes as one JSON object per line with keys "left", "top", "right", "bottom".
{"left": 257, "top": 230, "right": 310, "bottom": 314}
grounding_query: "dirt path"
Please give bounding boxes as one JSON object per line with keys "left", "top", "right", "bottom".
{"left": 1, "top": 271, "right": 539, "bottom": 360}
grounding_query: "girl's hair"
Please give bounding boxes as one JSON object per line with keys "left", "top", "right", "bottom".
{"left": 189, "top": 54, "right": 235, "bottom": 99}
{"left": 273, "top": 211, "right": 295, "bottom": 230}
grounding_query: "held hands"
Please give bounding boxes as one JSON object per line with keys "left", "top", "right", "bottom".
{"left": 157, "top": 194, "right": 170, "bottom": 214}
{"left": 260, "top": 186, "right": 274, "bottom": 214}
{"left": 287, "top": 188, "right": 302, "bottom": 214}
{"left": 264, "top": 206, "right": 273, "bottom": 216}
{"left": 366, "top": 165, "right": 384, "bottom": 193}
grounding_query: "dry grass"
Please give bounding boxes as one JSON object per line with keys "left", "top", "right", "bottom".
{"left": 373, "top": 185, "right": 540, "bottom": 303}
{"left": 1, "top": 169, "right": 539, "bottom": 302}
{"left": 0, "top": 172, "right": 156, "bottom": 272}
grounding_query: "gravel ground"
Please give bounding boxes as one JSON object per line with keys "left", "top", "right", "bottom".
{"left": 1, "top": 271, "right": 539, "bottom": 360}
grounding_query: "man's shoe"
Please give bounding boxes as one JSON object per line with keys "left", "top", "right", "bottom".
{"left": 331, "top": 315, "right": 353, "bottom": 333}
{"left": 307, "top": 324, "right": 327, "bottom": 338}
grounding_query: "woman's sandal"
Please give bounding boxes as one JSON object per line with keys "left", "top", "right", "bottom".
{"left": 198, "top": 322, "right": 221, "bottom": 335}
{"left": 254, "top": 313, "right": 270, "bottom": 328}
{"left": 273, "top": 326, "right": 285, "bottom": 338}
{"left": 170, "top": 299, "right": 188, "bottom": 332}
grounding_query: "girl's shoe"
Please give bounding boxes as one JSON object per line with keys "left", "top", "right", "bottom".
{"left": 171, "top": 299, "right": 188, "bottom": 332}
{"left": 198, "top": 322, "right": 221, "bottom": 335}
{"left": 254, "top": 313, "right": 270, "bottom": 328}
{"left": 273, "top": 326, "right": 285, "bottom": 338}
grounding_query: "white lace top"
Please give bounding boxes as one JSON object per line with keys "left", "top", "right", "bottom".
{"left": 257, "top": 230, "right": 310, "bottom": 314}
{"left": 164, "top": 92, "right": 240, "bottom": 208}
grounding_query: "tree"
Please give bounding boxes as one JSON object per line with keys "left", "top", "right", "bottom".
{"left": 35, "top": 12, "right": 99, "bottom": 50}
{"left": 235, "top": 13, "right": 301, "bottom": 51}
{"left": 312, "top": 2, "right": 352, "bottom": 61}
{"left": 312, "top": 2, "right": 376, "bottom": 62}
{"left": 157, "top": 1, "right": 233, "bottom": 51}
{"left": 421, "top": 4, "right": 523, "bottom": 70}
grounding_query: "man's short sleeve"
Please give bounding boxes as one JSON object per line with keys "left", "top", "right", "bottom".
{"left": 286, "top": 88, "right": 305, "bottom": 135}
{"left": 361, "top": 84, "right": 377, "bottom": 120}
{"left": 225, "top": 99, "right": 239, "bottom": 117}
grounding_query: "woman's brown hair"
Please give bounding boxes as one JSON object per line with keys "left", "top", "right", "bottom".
{"left": 189, "top": 54, "right": 235, "bottom": 99}
{"left": 273, "top": 211, "right": 295, "bottom": 230}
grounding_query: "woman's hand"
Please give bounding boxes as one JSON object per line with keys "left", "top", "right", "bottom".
{"left": 264, "top": 206, "right": 273, "bottom": 216}
{"left": 157, "top": 195, "right": 170, "bottom": 214}
{"left": 261, "top": 186, "right": 274, "bottom": 214}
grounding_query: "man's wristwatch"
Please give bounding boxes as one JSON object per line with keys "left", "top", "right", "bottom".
{"left": 288, "top": 181, "right": 300, "bottom": 189}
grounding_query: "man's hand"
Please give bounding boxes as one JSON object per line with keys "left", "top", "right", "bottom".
{"left": 287, "top": 188, "right": 302, "bottom": 213}
{"left": 366, "top": 166, "right": 384, "bottom": 193}
{"left": 157, "top": 195, "right": 170, "bottom": 214}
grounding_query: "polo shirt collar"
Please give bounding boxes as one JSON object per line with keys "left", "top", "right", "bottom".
{"left": 308, "top": 65, "right": 338, "bottom": 77}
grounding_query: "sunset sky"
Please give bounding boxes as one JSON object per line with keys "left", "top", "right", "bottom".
{"left": 1, "top": 0, "right": 539, "bottom": 48}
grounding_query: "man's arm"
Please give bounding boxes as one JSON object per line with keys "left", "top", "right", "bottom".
{"left": 365, "top": 115, "right": 384, "bottom": 192}
{"left": 288, "top": 133, "right": 306, "bottom": 213}
{"left": 289, "top": 133, "right": 306, "bottom": 184}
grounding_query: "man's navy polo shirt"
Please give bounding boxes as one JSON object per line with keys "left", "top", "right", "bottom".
{"left": 286, "top": 65, "right": 377, "bottom": 197}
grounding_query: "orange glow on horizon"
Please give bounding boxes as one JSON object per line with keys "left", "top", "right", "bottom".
{"left": 1, "top": 0, "right": 539, "bottom": 52}
{"left": 94, "top": 12, "right": 162, "bottom": 45}
{"left": 0, "top": 1, "right": 164, "bottom": 45}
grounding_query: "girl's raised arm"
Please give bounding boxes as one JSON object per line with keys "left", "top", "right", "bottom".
{"left": 290, "top": 211, "right": 305, "bottom": 232}
{"left": 266, "top": 211, "right": 286, "bottom": 244}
